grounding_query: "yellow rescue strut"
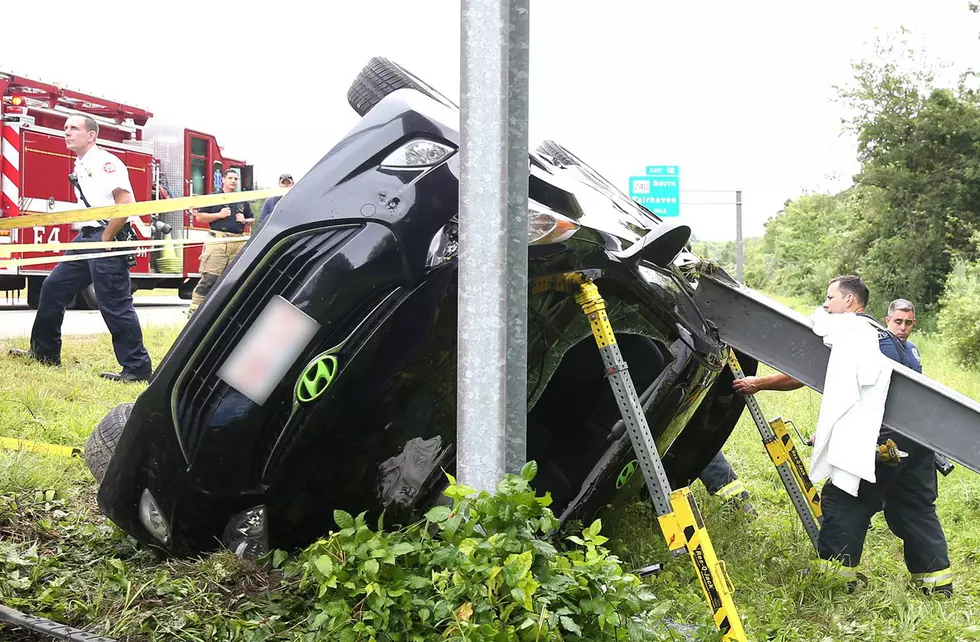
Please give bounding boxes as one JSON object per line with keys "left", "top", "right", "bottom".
{"left": 564, "top": 274, "right": 748, "bottom": 641}
{"left": 727, "top": 352, "right": 822, "bottom": 549}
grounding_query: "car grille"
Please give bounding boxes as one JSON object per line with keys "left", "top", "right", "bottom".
{"left": 174, "top": 225, "right": 363, "bottom": 461}
{"left": 256, "top": 285, "right": 407, "bottom": 481}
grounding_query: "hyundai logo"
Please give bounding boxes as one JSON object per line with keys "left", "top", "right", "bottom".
{"left": 295, "top": 352, "right": 339, "bottom": 404}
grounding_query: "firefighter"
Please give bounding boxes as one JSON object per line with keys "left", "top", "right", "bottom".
{"left": 186, "top": 169, "right": 254, "bottom": 316}
{"left": 7, "top": 115, "right": 153, "bottom": 382}
{"left": 257, "top": 172, "right": 293, "bottom": 228}
{"left": 700, "top": 451, "right": 755, "bottom": 514}
{"left": 682, "top": 240, "right": 755, "bottom": 513}
{"left": 732, "top": 277, "right": 952, "bottom": 596}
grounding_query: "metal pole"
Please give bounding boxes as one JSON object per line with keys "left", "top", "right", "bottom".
{"left": 735, "top": 189, "right": 743, "bottom": 282}
{"left": 457, "top": 0, "right": 530, "bottom": 492}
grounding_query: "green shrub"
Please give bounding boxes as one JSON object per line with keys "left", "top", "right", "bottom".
{"left": 937, "top": 258, "right": 980, "bottom": 368}
{"left": 273, "top": 462, "right": 655, "bottom": 641}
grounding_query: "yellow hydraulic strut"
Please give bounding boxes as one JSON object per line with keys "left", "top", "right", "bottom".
{"left": 570, "top": 276, "right": 747, "bottom": 642}
{"left": 770, "top": 416, "right": 822, "bottom": 521}
{"left": 727, "top": 352, "right": 822, "bottom": 549}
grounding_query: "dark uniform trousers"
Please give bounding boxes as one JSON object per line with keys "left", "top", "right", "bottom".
{"left": 30, "top": 227, "right": 152, "bottom": 377}
{"left": 818, "top": 430, "right": 951, "bottom": 593}
{"left": 700, "top": 451, "right": 750, "bottom": 504}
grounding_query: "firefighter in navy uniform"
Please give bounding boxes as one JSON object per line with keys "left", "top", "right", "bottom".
{"left": 186, "top": 168, "right": 253, "bottom": 316}
{"left": 859, "top": 298, "right": 952, "bottom": 595}
{"left": 733, "top": 278, "right": 952, "bottom": 595}
{"left": 699, "top": 451, "right": 755, "bottom": 514}
{"left": 8, "top": 115, "right": 152, "bottom": 382}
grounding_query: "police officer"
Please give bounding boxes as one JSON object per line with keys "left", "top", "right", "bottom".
{"left": 8, "top": 115, "right": 152, "bottom": 382}
{"left": 732, "top": 277, "right": 952, "bottom": 595}
{"left": 186, "top": 168, "right": 253, "bottom": 316}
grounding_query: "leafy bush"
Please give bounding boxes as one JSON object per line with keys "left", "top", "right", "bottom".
{"left": 273, "top": 462, "right": 654, "bottom": 641}
{"left": 938, "top": 258, "right": 980, "bottom": 368}
{"left": 0, "top": 469, "right": 706, "bottom": 641}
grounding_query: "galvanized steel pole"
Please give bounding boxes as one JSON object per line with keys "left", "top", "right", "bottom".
{"left": 457, "top": 0, "right": 530, "bottom": 491}
{"left": 735, "top": 190, "right": 743, "bottom": 282}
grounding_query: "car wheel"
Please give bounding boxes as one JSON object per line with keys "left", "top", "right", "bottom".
{"left": 537, "top": 140, "right": 576, "bottom": 166}
{"left": 78, "top": 284, "right": 99, "bottom": 310}
{"left": 347, "top": 57, "right": 458, "bottom": 117}
{"left": 26, "top": 277, "right": 43, "bottom": 310}
{"left": 85, "top": 402, "right": 132, "bottom": 483}
{"left": 178, "top": 279, "right": 196, "bottom": 300}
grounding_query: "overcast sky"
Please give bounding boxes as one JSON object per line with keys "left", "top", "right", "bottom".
{"left": 5, "top": 0, "right": 979, "bottom": 240}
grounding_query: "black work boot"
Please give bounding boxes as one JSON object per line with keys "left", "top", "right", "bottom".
{"left": 8, "top": 348, "right": 60, "bottom": 366}
{"left": 921, "top": 583, "right": 953, "bottom": 598}
{"left": 100, "top": 371, "right": 150, "bottom": 383}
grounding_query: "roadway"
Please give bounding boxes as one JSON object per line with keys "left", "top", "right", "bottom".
{"left": 0, "top": 295, "right": 188, "bottom": 339}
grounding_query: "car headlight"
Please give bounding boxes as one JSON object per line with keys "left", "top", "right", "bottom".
{"left": 222, "top": 505, "right": 269, "bottom": 560}
{"left": 426, "top": 221, "right": 459, "bottom": 269}
{"left": 138, "top": 489, "right": 171, "bottom": 546}
{"left": 425, "top": 201, "right": 579, "bottom": 270}
{"left": 527, "top": 200, "right": 579, "bottom": 245}
{"left": 381, "top": 139, "right": 456, "bottom": 169}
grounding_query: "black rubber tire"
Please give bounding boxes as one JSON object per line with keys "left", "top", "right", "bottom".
{"left": 78, "top": 284, "right": 99, "bottom": 310}
{"left": 26, "top": 277, "right": 42, "bottom": 310}
{"left": 85, "top": 402, "right": 132, "bottom": 483}
{"left": 347, "top": 57, "right": 457, "bottom": 117}
{"left": 537, "top": 140, "right": 577, "bottom": 166}
{"left": 178, "top": 279, "right": 195, "bottom": 300}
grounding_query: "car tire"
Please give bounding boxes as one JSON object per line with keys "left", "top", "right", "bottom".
{"left": 537, "top": 140, "right": 576, "bottom": 166}
{"left": 85, "top": 402, "right": 132, "bottom": 483}
{"left": 26, "top": 277, "right": 43, "bottom": 310}
{"left": 77, "top": 284, "right": 99, "bottom": 310}
{"left": 347, "top": 57, "right": 457, "bottom": 117}
{"left": 178, "top": 279, "right": 195, "bottom": 300}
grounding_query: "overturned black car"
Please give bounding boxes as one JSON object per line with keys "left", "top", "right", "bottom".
{"left": 87, "top": 58, "right": 757, "bottom": 557}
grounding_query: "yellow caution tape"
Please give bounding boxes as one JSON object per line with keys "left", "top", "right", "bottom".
{"left": 0, "top": 437, "right": 81, "bottom": 459}
{"left": 0, "top": 187, "right": 289, "bottom": 231}
{"left": 0, "top": 235, "right": 249, "bottom": 257}
{"left": 0, "top": 237, "right": 249, "bottom": 269}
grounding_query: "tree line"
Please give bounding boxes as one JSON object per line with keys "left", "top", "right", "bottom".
{"left": 694, "top": 25, "right": 980, "bottom": 367}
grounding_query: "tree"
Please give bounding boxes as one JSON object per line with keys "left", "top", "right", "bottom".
{"left": 756, "top": 187, "right": 879, "bottom": 306}
{"left": 831, "top": 31, "right": 980, "bottom": 310}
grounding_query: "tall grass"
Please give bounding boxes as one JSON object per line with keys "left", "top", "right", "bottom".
{"left": 604, "top": 291, "right": 980, "bottom": 640}
{"left": 1, "top": 297, "right": 980, "bottom": 640}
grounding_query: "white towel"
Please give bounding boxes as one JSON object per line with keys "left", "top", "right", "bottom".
{"left": 808, "top": 309, "right": 893, "bottom": 496}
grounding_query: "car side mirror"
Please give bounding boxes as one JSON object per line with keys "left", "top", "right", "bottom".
{"left": 609, "top": 221, "right": 691, "bottom": 268}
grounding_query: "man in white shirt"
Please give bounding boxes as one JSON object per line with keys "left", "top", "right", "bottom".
{"left": 8, "top": 115, "right": 152, "bottom": 382}
{"left": 733, "top": 277, "right": 951, "bottom": 596}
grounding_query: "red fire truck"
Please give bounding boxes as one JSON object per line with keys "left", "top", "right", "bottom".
{"left": 0, "top": 71, "right": 254, "bottom": 308}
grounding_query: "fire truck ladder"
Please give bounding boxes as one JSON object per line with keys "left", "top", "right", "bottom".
{"left": 573, "top": 276, "right": 747, "bottom": 642}
{"left": 727, "top": 351, "right": 822, "bottom": 550}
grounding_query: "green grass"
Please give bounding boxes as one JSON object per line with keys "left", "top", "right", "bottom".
{"left": 1, "top": 297, "right": 980, "bottom": 640}
{"left": 603, "top": 292, "right": 980, "bottom": 641}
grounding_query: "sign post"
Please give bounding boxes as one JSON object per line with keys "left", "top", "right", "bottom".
{"left": 457, "top": 0, "right": 531, "bottom": 492}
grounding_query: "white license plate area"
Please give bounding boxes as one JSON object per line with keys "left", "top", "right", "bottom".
{"left": 217, "top": 295, "right": 320, "bottom": 406}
